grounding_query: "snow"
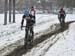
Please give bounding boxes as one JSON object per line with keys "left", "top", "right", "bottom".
{"left": 22, "top": 23, "right": 75, "bottom": 56}
{"left": 0, "top": 13, "right": 75, "bottom": 56}
{"left": 23, "top": 14, "right": 75, "bottom": 56}
{"left": 0, "top": 14, "right": 56, "bottom": 50}
{"left": 44, "top": 23, "right": 75, "bottom": 56}
{"left": 66, "top": 14, "right": 75, "bottom": 22}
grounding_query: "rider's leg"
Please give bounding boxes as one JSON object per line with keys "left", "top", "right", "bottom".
{"left": 61, "top": 16, "right": 65, "bottom": 24}
{"left": 30, "top": 27, "right": 34, "bottom": 39}
{"left": 25, "top": 28, "right": 28, "bottom": 39}
{"left": 24, "top": 27, "right": 28, "bottom": 45}
{"left": 58, "top": 17, "right": 62, "bottom": 26}
{"left": 31, "top": 27, "right": 34, "bottom": 36}
{"left": 60, "top": 16, "right": 65, "bottom": 27}
{"left": 63, "top": 17, "right": 65, "bottom": 24}
{"left": 34, "top": 16, "right": 36, "bottom": 23}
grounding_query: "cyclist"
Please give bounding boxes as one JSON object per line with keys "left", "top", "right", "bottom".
{"left": 21, "top": 9, "right": 35, "bottom": 45}
{"left": 58, "top": 8, "right": 66, "bottom": 27}
{"left": 30, "top": 6, "right": 36, "bottom": 23}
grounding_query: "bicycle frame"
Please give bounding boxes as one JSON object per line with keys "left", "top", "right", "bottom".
{"left": 22, "top": 26, "right": 33, "bottom": 48}
{"left": 59, "top": 17, "right": 65, "bottom": 27}
{"left": 25, "top": 26, "right": 33, "bottom": 42}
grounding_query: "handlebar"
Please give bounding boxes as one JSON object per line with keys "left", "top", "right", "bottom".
{"left": 21, "top": 25, "right": 34, "bottom": 30}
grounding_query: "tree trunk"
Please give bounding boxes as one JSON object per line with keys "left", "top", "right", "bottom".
{"left": 9, "top": 0, "right": 12, "bottom": 23}
{"left": 13, "top": 0, "right": 15, "bottom": 23}
{"left": 4, "top": 0, "right": 8, "bottom": 25}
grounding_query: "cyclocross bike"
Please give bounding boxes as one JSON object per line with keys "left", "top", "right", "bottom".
{"left": 22, "top": 25, "right": 34, "bottom": 49}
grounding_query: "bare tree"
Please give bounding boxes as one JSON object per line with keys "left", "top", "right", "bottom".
{"left": 13, "top": 0, "right": 15, "bottom": 23}
{"left": 4, "top": 0, "right": 8, "bottom": 25}
{"left": 9, "top": 0, "right": 12, "bottom": 23}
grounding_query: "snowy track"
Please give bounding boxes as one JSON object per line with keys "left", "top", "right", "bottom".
{"left": 6, "top": 21, "right": 75, "bottom": 56}
{"left": 0, "top": 14, "right": 75, "bottom": 56}
{"left": 0, "top": 14, "right": 53, "bottom": 50}
{"left": 0, "top": 14, "right": 57, "bottom": 56}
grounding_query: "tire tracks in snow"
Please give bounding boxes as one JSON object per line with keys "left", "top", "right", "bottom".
{"left": 0, "top": 15, "right": 53, "bottom": 51}
{"left": 31, "top": 21, "right": 75, "bottom": 56}
{"left": 6, "top": 21, "right": 75, "bottom": 56}
{"left": 0, "top": 16, "right": 44, "bottom": 48}
{"left": 0, "top": 15, "right": 51, "bottom": 55}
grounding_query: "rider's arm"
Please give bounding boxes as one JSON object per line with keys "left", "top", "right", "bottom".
{"left": 21, "top": 15, "right": 26, "bottom": 27}
{"left": 29, "top": 14, "right": 35, "bottom": 24}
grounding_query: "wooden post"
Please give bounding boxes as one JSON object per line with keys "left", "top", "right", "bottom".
{"left": 4, "top": 0, "right": 8, "bottom": 25}
{"left": 9, "top": 0, "right": 12, "bottom": 23}
{"left": 13, "top": 0, "right": 15, "bottom": 23}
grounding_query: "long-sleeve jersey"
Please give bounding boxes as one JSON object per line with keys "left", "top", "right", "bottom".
{"left": 21, "top": 15, "right": 35, "bottom": 27}
{"left": 58, "top": 10, "right": 66, "bottom": 17}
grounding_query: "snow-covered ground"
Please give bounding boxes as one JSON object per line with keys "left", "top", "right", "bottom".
{"left": 0, "top": 14, "right": 57, "bottom": 49}
{"left": 0, "top": 14, "right": 75, "bottom": 56}
{"left": 44, "top": 22, "right": 75, "bottom": 56}
{"left": 22, "top": 14, "right": 75, "bottom": 56}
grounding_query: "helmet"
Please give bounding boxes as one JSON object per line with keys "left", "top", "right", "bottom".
{"left": 24, "top": 9, "right": 30, "bottom": 16}
{"left": 31, "top": 6, "right": 34, "bottom": 8}
{"left": 60, "top": 8, "right": 63, "bottom": 10}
